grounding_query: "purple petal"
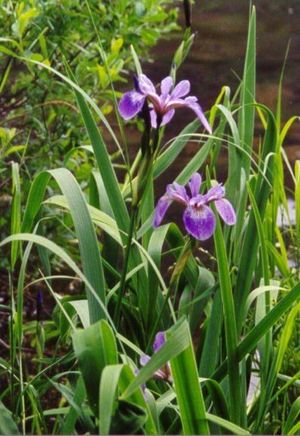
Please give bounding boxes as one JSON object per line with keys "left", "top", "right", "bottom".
{"left": 118, "top": 91, "right": 145, "bottom": 120}
{"left": 153, "top": 331, "right": 165, "bottom": 353}
{"left": 161, "top": 76, "right": 173, "bottom": 96}
{"left": 204, "top": 184, "right": 225, "bottom": 203}
{"left": 138, "top": 74, "right": 156, "bottom": 95}
{"left": 171, "top": 80, "right": 190, "bottom": 98}
{"left": 183, "top": 205, "right": 216, "bottom": 240}
{"left": 140, "top": 354, "right": 151, "bottom": 366}
{"left": 215, "top": 199, "right": 236, "bottom": 225}
{"left": 167, "top": 182, "right": 189, "bottom": 204}
{"left": 165, "top": 98, "right": 188, "bottom": 110}
{"left": 154, "top": 369, "right": 167, "bottom": 380}
{"left": 161, "top": 109, "right": 175, "bottom": 126}
{"left": 153, "top": 196, "right": 171, "bottom": 227}
{"left": 184, "top": 97, "right": 212, "bottom": 134}
{"left": 189, "top": 173, "right": 202, "bottom": 197}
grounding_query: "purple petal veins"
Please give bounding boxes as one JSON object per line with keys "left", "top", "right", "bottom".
{"left": 161, "top": 76, "right": 173, "bottom": 96}
{"left": 153, "top": 196, "right": 171, "bottom": 227}
{"left": 166, "top": 182, "right": 189, "bottom": 204}
{"left": 183, "top": 205, "right": 216, "bottom": 241}
{"left": 171, "top": 80, "right": 191, "bottom": 99}
{"left": 138, "top": 74, "right": 156, "bottom": 94}
{"left": 204, "top": 184, "right": 225, "bottom": 203}
{"left": 118, "top": 74, "right": 211, "bottom": 132}
{"left": 118, "top": 91, "right": 145, "bottom": 119}
{"left": 153, "top": 172, "right": 236, "bottom": 241}
{"left": 189, "top": 173, "right": 202, "bottom": 197}
{"left": 215, "top": 198, "right": 236, "bottom": 225}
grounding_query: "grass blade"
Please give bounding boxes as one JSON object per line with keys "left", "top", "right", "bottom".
{"left": 167, "top": 320, "right": 209, "bottom": 435}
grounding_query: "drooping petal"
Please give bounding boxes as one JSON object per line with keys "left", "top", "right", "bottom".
{"left": 171, "top": 80, "right": 191, "bottom": 98}
{"left": 165, "top": 97, "right": 212, "bottom": 134}
{"left": 118, "top": 90, "right": 145, "bottom": 120}
{"left": 183, "top": 205, "right": 216, "bottom": 240}
{"left": 167, "top": 182, "right": 189, "bottom": 204}
{"left": 153, "top": 331, "right": 165, "bottom": 353}
{"left": 184, "top": 97, "right": 212, "bottom": 134}
{"left": 215, "top": 199, "right": 236, "bottom": 225}
{"left": 138, "top": 74, "right": 156, "bottom": 95}
{"left": 161, "top": 108, "right": 175, "bottom": 126}
{"left": 165, "top": 98, "right": 187, "bottom": 110}
{"left": 189, "top": 173, "right": 202, "bottom": 197}
{"left": 161, "top": 76, "right": 173, "bottom": 96}
{"left": 153, "top": 195, "right": 172, "bottom": 227}
{"left": 204, "top": 184, "right": 225, "bottom": 203}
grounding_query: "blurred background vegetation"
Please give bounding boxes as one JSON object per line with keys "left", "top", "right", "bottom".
{"left": 0, "top": 0, "right": 179, "bottom": 244}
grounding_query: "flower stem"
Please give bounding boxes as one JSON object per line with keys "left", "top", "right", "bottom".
{"left": 114, "top": 206, "right": 137, "bottom": 327}
{"left": 183, "top": 0, "right": 192, "bottom": 29}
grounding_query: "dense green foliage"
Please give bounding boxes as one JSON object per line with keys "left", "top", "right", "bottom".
{"left": 0, "top": 0, "right": 178, "bottom": 239}
{"left": 0, "top": 2, "right": 299, "bottom": 435}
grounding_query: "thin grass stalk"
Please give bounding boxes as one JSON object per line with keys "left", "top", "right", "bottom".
{"left": 114, "top": 207, "right": 137, "bottom": 327}
{"left": 235, "top": 105, "right": 277, "bottom": 331}
{"left": 211, "top": 281, "right": 300, "bottom": 385}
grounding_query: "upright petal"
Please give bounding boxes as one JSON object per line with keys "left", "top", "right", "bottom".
{"left": 138, "top": 74, "right": 156, "bottom": 95}
{"left": 215, "top": 199, "right": 236, "bottom": 225}
{"left": 153, "top": 331, "right": 165, "bottom": 353}
{"left": 161, "top": 108, "right": 175, "bottom": 126}
{"left": 161, "top": 76, "right": 173, "bottom": 96}
{"left": 189, "top": 173, "right": 202, "bottom": 197}
{"left": 185, "top": 97, "right": 212, "bottom": 134}
{"left": 118, "top": 90, "right": 145, "bottom": 120}
{"left": 183, "top": 205, "right": 216, "bottom": 240}
{"left": 167, "top": 182, "right": 189, "bottom": 204}
{"left": 153, "top": 195, "right": 171, "bottom": 227}
{"left": 204, "top": 184, "right": 225, "bottom": 203}
{"left": 171, "top": 80, "right": 190, "bottom": 98}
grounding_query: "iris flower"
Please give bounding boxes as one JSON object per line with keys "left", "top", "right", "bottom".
{"left": 140, "top": 331, "right": 172, "bottom": 382}
{"left": 153, "top": 173, "right": 236, "bottom": 241}
{"left": 118, "top": 74, "right": 212, "bottom": 133}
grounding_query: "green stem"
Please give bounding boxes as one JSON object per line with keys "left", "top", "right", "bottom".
{"left": 213, "top": 213, "right": 241, "bottom": 425}
{"left": 146, "top": 285, "right": 174, "bottom": 354}
{"left": 114, "top": 207, "right": 137, "bottom": 327}
{"left": 146, "top": 239, "right": 191, "bottom": 352}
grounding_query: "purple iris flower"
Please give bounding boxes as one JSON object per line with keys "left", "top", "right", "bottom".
{"left": 153, "top": 173, "right": 236, "bottom": 241}
{"left": 118, "top": 74, "right": 212, "bottom": 133}
{"left": 140, "top": 331, "right": 172, "bottom": 382}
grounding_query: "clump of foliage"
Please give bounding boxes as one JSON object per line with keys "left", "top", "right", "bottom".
{"left": 0, "top": 2, "right": 299, "bottom": 435}
{"left": 0, "top": 0, "right": 178, "bottom": 241}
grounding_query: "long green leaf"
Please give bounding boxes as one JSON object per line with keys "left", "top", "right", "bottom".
{"left": 212, "top": 282, "right": 300, "bottom": 382}
{"left": 99, "top": 364, "right": 124, "bottom": 435}
{"left": 167, "top": 320, "right": 209, "bottom": 435}
{"left": 235, "top": 105, "right": 277, "bottom": 330}
{"left": 73, "top": 86, "right": 129, "bottom": 235}
{"left": 73, "top": 320, "right": 118, "bottom": 415}
{"left": 213, "top": 209, "right": 241, "bottom": 424}
{"left": 0, "top": 401, "right": 19, "bottom": 435}
{"left": 21, "top": 169, "right": 106, "bottom": 322}
{"left": 121, "top": 318, "right": 190, "bottom": 399}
